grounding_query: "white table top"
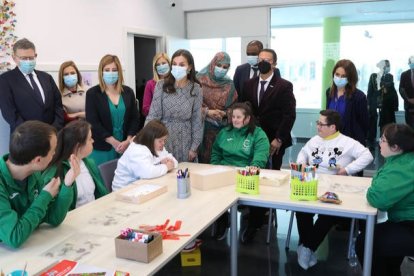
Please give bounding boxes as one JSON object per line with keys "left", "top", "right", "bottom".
{"left": 0, "top": 163, "right": 376, "bottom": 275}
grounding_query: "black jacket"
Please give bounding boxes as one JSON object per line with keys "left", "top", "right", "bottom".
{"left": 85, "top": 85, "right": 139, "bottom": 151}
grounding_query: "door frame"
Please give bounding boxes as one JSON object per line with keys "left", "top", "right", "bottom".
{"left": 123, "top": 27, "right": 165, "bottom": 92}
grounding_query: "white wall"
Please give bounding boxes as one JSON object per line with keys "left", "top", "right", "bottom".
{"left": 0, "top": 0, "right": 186, "bottom": 155}
{"left": 14, "top": 0, "right": 184, "bottom": 66}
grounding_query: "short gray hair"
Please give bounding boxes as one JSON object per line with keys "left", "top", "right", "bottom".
{"left": 13, "top": 38, "right": 36, "bottom": 53}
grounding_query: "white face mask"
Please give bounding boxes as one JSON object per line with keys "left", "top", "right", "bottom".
{"left": 171, "top": 65, "right": 187, "bottom": 81}
{"left": 246, "top": 55, "right": 258, "bottom": 67}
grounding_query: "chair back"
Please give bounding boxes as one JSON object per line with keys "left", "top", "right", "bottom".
{"left": 98, "top": 158, "right": 119, "bottom": 192}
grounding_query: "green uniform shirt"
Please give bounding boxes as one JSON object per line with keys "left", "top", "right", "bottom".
{"left": 0, "top": 154, "right": 74, "bottom": 248}
{"left": 211, "top": 125, "right": 270, "bottom": 168}
{"left": 367, "top": 152, "right": 414, "bottom": 222}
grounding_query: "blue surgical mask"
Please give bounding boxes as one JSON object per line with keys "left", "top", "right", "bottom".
{"left": 214, "top": 66, "right": 228, "bottom": 79}
{"left": 156, "top": 63, "right": 170, "bottom": 75}
{"left": 333, "top": 76, "right": 348, "bottom": 88}
{"left": 246, "top": 55, "right": 258, "bottom": 67}
{"left": 383, "top": 67, "right": 390, "bottom": 74}
{"left": 19, "top": 59, "right": 36, "bottom": 74}
{"left": 409, "top": 63, "right": 414, "bottom": 70}
{"left": 103, "top": 71, "right": 119, "bottom": 85}
{"left": 63, "top": 74, "right": 78, "bottom": 88}
{"left": 171, "top": 65, "right": 187, "bottom": 81}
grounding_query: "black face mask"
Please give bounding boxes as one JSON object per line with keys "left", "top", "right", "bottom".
{"left": 258, "top": 61, "right": 271, "bottom": 74}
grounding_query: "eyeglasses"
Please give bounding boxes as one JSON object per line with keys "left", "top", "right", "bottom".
{"left": 15, "top": 55, "right": 36, "bottom": 61}
{"left": 315, "top": 121, "right": 330, "bottom": 127}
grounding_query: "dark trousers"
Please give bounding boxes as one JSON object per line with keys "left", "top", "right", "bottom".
{"left": 356, "top": 220, "right": 414, "bottom": 276}
{"left": 248, "top": 148, "right": 285, "bottom": 229}
{"left": 296, "top": 212, "right": 348, "bottom": 251}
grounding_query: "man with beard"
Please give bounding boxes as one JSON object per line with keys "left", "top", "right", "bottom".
{"left": 241, "top": 48, "right": 296, "bottom": 243}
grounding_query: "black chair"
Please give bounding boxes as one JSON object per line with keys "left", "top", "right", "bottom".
{"left": 98, "top": 158, "right": 119, "bottom": 193}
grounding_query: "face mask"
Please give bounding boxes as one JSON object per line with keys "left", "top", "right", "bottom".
{"left": 246, "top": 55, "right": 258, "bottom": 67}
{"left": 258, "top": 60, "right": 271, "bottom": 74}
{"left": 19, "top": 59, "right": 36, "bottom": 74}
{"left": 63, "top": 74, "right": 78, "bottom": 88}
{"left": 409, "top": 63, "right": 414, "bottom": 70}
{"left": 214, "top": 66, "right": 228, "bottom": 79}
{"left": 383, "top": 67, "right": 390, "bottom": 74}
{"left": 333, "top": 76, "right": 348, "bottom": 88}
{"left": 171, "top": 65, "right": 187, "bottom": 81}
{"left": 103, "top": 71, "right": 119, "bottom": 85}
{"left": 156, "top": 63, "right": 170, "bottom": 75}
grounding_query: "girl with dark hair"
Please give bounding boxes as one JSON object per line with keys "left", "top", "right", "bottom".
{"left": 210, "top": 102, "right": 269, "bottom": 240}
{"left": 112, "top": 120, "right": 178, "bottom": 191}
{"left": 145, "top": 49, "right": 203, "bottom": 163}
{"left": 43, "top": 120, "right": 108, "bottom": 210}
{"left": 356, "top": 123, "right": 414, "bottom": 276}
{"left": 211, "top": 102, "right": 269, "bottom": 167}
{"left": 326, "top": 59, "right": 369, "bottom": 146}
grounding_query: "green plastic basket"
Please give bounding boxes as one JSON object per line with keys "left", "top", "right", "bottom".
{"left": 236, "top": 174, "right": 259, "bottom": 195}
{"left": 290, "top": 177, "right": 318, "bottom": 201}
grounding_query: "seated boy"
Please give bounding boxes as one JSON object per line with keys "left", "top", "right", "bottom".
{"left": 295, "top": 109, "right": 374, "bottom": 270}
{"left": 0, "top": 121, "right": 80, "bottom": 248}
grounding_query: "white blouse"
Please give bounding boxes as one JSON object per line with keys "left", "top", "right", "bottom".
{"left": 75, "top": 160, "right": 96, "bottom": 208}
{"left": 112, "top": 143, "right": 178, "bottom": 191}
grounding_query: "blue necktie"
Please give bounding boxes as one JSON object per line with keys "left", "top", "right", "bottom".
{"left": 28, "top": 73, "right": 44, "bottom": 104}
{"left": 259, "top": 80, "right": 266, "bottom": 105}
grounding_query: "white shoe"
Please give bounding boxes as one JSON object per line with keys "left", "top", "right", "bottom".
{"left": 297, "top": 244, "right": 312, "bottom": 270}
{"left": 309, "top": 250, "right": 318, "bottom": 268}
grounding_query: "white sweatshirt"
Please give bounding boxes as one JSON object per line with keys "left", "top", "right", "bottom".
{"left": 112, "top": 143, "right": 178, "bottom": 191}
{"left": 296, "top": 132, "right": 373, "bottom": 176}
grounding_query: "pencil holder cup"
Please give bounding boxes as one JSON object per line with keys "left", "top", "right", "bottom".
{"left": 177, "top": 177, "right": 191, "bottom": 199}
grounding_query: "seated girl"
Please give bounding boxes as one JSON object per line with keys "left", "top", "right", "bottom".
{"left": 44, "top": 120, "right": 108, "bottom": 210}
{"left": 112, "top": 120, "right": 178, "bottom": 191}
{"left": 210, "top": 102, "right": 270, "bottom": 240}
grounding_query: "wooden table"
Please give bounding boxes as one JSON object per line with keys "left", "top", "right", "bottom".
{"left": 0, "top": 163, "right": 376, "bottom": 276}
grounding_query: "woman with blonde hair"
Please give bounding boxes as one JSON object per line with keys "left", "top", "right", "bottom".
{"left": 58, "top": 61, "right": 88, "bottom": 124}
{"left": 86, "top": 54, "right": 139, "bottom": 166}
{"left": 142, "top": 53, "right": 170, "bottom": 117}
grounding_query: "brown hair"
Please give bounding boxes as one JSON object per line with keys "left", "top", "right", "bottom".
{"left": 228, "top": 102, "right": 257, "bottom": 135}
{"left": 329, "top": 59, "right": 358, "bottom": 99}
{"left": 98, "top": 54, "right": 124, "bottom": 93}
{"left": 319, "top": 109, "right": 342, "bottom": 131}
{"left": 9, "top": 121, "right": 56, "bottom": 165}
{"left": 58, "top": 61, "right": 83, "bottom": 92}
{"left": 133, "top": 120, "right": 169, "bottom": 156}
{"left": 162, "top": 49, "right": 200, "bottom": 95}
{"left": 382, "top": 123, "right": 414, "bottom": 153}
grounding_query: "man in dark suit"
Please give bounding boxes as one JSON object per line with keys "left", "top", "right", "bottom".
{"left": 399, "top": 55, "right": 414, "bottom": 129}
{"left": 241, "top": 48, "right": 296, "bottom": 243}
{"left": 0, "top": 38, "right": 64, "bottom": 134}
{"left": 233, "top": 40, "right": 281, "bottom": 102}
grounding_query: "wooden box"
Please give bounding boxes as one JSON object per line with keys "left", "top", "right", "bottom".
{"left": 115, "top": 182, "right": 167, "bottom": 204}
{"left": 115, "top": 230, "right": 163, "bottom": 263}
{"left": 190, "top": 166, "right": 235, "bottom": 190}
